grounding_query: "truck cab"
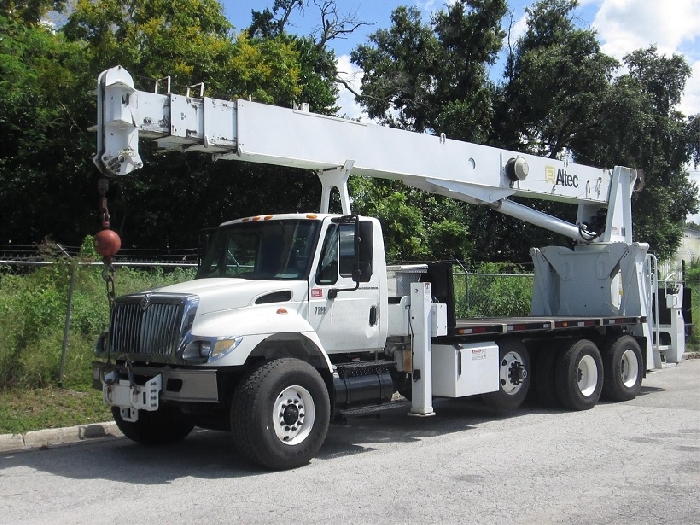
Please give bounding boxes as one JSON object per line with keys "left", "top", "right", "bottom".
{"left": 195, "top": 213, "right": 389, "bottom": 359}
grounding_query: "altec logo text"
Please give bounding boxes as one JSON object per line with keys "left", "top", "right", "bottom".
{"left": 545, "top": 166, "right": 579, "bottom": 188}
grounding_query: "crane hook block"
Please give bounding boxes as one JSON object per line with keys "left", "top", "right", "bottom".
{"left": 94, "top": 229, "right": 122, "bottom": 257}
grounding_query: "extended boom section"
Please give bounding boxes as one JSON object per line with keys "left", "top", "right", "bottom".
{"left": 95, "top": 66, "right": 638, "bottom": 243}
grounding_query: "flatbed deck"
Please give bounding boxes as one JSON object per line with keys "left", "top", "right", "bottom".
{"left": 449, "top": 315, "right": 645, "bottom": 337}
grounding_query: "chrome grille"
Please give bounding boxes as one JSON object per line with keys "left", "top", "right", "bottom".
{"left": 109, "top": 293, "right": 195, "bottom": 357}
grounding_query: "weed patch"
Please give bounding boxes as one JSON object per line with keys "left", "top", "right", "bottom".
{"left": 0, "top": 262, "right": 195, "bottom": 391}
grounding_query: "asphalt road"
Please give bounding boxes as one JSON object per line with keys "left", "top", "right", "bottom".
{"left": 1, "top": 360, "right": 699, "bottom": 525}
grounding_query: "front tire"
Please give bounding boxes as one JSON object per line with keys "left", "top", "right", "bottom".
{"left": 112, "top": 406, "right": 194, "bottom": 445}
{"left": 483, "top": 338, "right": 531, "bottom": 411}
{"left": 601, "top": 335, "right": 643, "bottom": 402}
{"left": 231, "top": 358, "right": 330, "bottom": 470}
{"left": 555, "top": 339, "right": 603, "bottom": 411}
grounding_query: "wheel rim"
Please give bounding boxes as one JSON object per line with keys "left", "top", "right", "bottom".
{"left": 577, "top": 355, "right": 598, "bottom": 397}
{"left": 620, "top": 349, "right": 639, "bottom": 388}
{"left": 499, "top": 351, "right": 528, "bottom": 395}
{"left": 273, "top": 385, "right": 316, "bottom": 446}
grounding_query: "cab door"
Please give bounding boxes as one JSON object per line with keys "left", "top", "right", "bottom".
{"left": 307, "top": 219, "right": 385, "bottom": 354}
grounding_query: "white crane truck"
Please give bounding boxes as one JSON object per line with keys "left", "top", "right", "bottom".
{"left": 92, "top": 66, "right": 687, "bottom": 470}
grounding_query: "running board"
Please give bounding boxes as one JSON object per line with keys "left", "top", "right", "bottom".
{"left": 339, "top": 401, "right": 411, "bottom": 416}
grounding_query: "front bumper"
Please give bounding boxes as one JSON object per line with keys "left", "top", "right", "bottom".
{"left": 93, "top": 361, "right": 219, "bottom": 405}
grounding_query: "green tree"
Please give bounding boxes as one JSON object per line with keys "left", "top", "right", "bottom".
{"left": 0, "top": 0, "right": 66, "bottom": 25}
{"left": 0, "top": 0, "right": 344, "bottom": 249}
{"left": 479, "top": 0, "right": 620, "bottom": 261}
{"left": 352, "top": 1, "right": 506, "bottom": 142}
{"left": 497, "top": 0, "right": 618, "bottom": 156}
{"left": 247, "top": 0, "right": 367, "bottom": 114}
{"left": 349, "top": 177, "right": 472, "bottom": 261}
{"left": 496, "top": 1, "right": 697, "bottom": 261}
{"left": 0, "top": 14, "right": 95, "bottom": 246}
{"left": 348, "top": 1, "right": 506, "bottom": 261}
{"left": 590, "top": 47, "right": 697, "bottom": 259}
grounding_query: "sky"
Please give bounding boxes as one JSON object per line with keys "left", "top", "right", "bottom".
{"left": 224, "top": 0, "right": 700, "bottom": 120}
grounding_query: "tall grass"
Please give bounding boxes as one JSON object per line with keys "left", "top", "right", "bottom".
{"left": 0, "top": 261, "right": 195, "bottom": 390}
{"left": 453, "top": 262, "right": 533, "bottom": 318}
{"left": 2, "top": 258, "right": 696, "bottom": 391}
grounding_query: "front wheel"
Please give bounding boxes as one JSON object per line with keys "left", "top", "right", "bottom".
{"left": 483, "top": 338, "right": 531, "bottom": 411}
{"left": 231, "top": 358, "right": 330, "bottom": 470}
{"left": 555, "top": 339, "right": 603, "bottom": 411}
{"left": 601, "top": 335, "right": 643, "bottom": 402}
{"left": 112, "top": 406, "right": 194, "bottom": 446}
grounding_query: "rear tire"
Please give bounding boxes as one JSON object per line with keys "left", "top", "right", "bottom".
{"left": 112, "top": 406, "right": 194, "bottom": 445}
{"left": 601, "top": 335, "right": 643, "bottom": 401}
{"left": 555, "top": 339, "right": 603, "bottom": 411}
{"left": 483, "top": 338, "right": 530, "bottom": 411}
{"left": 231, "top": 358, "right": 330, "bottom": 470}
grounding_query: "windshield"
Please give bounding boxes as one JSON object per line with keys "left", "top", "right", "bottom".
{"left": 197, "top": 219, "right": 321, "bottom": 280}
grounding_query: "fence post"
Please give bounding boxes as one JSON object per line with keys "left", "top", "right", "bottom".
{"left": 59, "top": 264, "right": 77, "bottom": 387}
{"left": 466, "top": 270, "right": 470, "bottom": 314}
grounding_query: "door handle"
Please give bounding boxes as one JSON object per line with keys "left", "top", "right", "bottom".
{"left": 369, "top": 306, "right": 378, "bottom": 326}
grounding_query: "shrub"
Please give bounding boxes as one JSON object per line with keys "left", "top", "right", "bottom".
{"left": 454, "top": 262, "right": 533, "bottom": 318}
{"left": 0, "top": 262, "right": 196, "bottom": 390}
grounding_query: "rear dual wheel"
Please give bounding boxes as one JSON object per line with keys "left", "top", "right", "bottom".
{"left": 601, "top": 335, "right": 643, "bottom": 402}
{"left": 483, "top": 338, "right": 531, "bottom": 411}
{"left": 554, "top": 339, "right": 603, "bottom": 411}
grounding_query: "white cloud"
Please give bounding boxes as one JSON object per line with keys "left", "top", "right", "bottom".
{"left": 415, "top": 0, "right": 458, "bottom": 18}
{"left": 681, "top": 60, "right": 700, "bottom": 116}
{"left": 593, "top": 0, "right": 700, "bottom": 57}
{"left": 335, "top": 54, "right": 366, "bottom": 120}
{"left": 509, "top": 11, "right": 528, "bottom": 43}
{"left": 591, "top": 0, "right": 700, "bottom": 115}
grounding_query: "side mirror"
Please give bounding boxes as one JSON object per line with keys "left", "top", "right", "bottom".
{"left": 353, "top": 221, "right": 373, "bottom": 283}
{"left": 197, "top": 227, "right": 217, "bottom": 269}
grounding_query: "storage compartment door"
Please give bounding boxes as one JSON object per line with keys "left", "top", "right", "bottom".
{"left": 432, "top": 343, "right": 500, "bottom": 397}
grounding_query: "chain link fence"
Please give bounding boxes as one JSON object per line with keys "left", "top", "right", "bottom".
{"left": 0, "top": 248, "right": 198, "bottom": 389}
{"left": 453, "top": 269, "right": 534, "bottom": 318}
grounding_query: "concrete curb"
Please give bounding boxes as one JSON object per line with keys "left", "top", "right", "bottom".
{"left": 0, "top": 422, "right": 122, "bottom": 454}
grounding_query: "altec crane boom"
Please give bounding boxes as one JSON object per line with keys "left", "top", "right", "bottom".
{"left": 96, "top": 66, "right": 635, "bottom": 244}
{"left": 92, "top": 66, "right": 685, "bottom": 470}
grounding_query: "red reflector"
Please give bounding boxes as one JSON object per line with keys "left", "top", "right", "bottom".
{"left": 276, "top": 308, "right": 288, "bottom": 315}
{"left": 264, "top": 215, "right": 273, "bottom": 221}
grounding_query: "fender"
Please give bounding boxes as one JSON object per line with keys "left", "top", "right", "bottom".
{"left": 190, "top": 304, "right": 333, "bottom": 373}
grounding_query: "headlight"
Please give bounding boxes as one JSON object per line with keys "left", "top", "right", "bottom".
{"left": 182, "top": 336, "right": 243, "bottom": 363}
{"left": 209, "top": 336, "right": 243, "bottom": 361}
